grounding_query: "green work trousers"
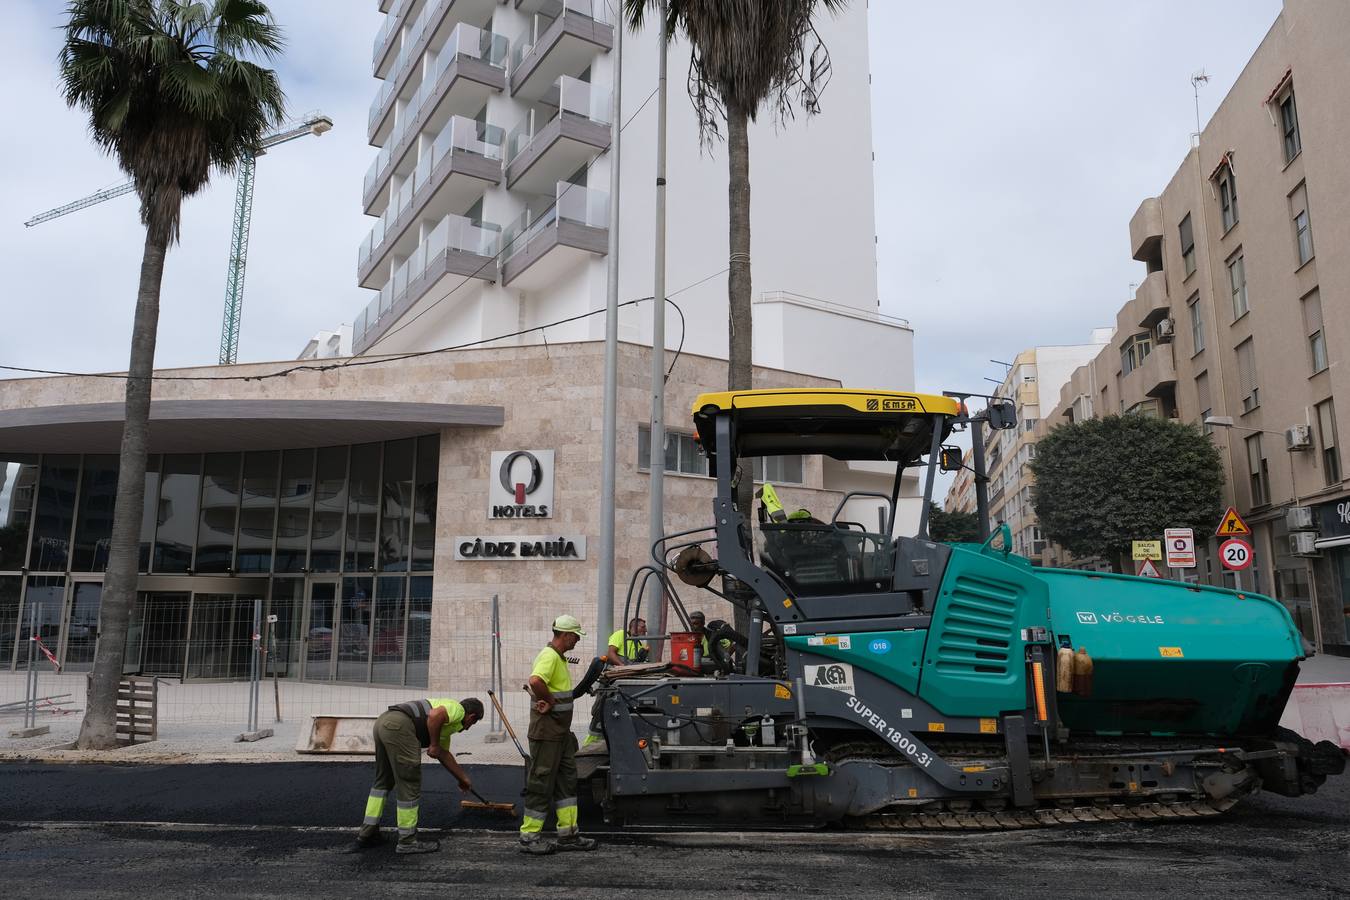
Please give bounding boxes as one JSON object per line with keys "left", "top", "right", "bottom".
{"left": 519, "top": 734, "right": 579, "bottom": 839}
{"left": 359, "top": 709, "right": 424, "bottom": 845}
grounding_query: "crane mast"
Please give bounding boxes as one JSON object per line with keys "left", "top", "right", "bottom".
{"left": 24, "top": 111, "right": 333, "bottom": 365}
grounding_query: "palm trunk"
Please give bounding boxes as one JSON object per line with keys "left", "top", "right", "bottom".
{"left": 727, "top": 104, "right": 752, "bottom": 636}
{"left": 77, "top": 228, "right": 166, "bottom": 750}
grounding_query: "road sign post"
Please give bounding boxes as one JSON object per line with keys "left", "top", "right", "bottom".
{"left": 1165, "top": 527, "right": 1196, "bottom": 570}
{"left": 1216, "top": 507, "right": 1254, "bottom": 591}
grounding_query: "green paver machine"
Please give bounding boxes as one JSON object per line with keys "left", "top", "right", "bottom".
{"left": 584, "top": 389, "right": 1345, "bottom": 829}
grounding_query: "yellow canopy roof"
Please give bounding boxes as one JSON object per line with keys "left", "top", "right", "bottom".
{"left": 691, "top": 389, "right": 960, "bottom": 464}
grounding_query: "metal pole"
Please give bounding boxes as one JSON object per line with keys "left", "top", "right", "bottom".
{"left": 248, "top": 598, "right": 262, "bottom": 733}
{"left": 597, "top": 10, "right": 623, "bottom": 651}
{"left": 269, "top": 616, "right": 281, "bottom": 724}
{"left": 646, "top": 0, "right": 669, "bottom": 623}
{"left": 490, "top": 594, "right": 500, "bottom": 733}
{"left": 971, "top": 419, "right": 991, "bottom": 541}
{"left": 25, "top": 603, "right": 37, "bottom": 731}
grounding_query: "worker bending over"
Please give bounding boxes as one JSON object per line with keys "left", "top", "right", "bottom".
{"left": 352, "top": 695, "right": 483, "bottom": 854}
{"left": 519, "top": 614, "right": 598, "bottom": 855}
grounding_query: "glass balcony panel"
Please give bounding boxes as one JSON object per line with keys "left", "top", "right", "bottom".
{"left": 366, "top": 295, "right": 382, "bottom": 327}
{"left": 505, "top": 110, "right": 535, "bottom": 163}
{"left": 426, "top": 216, "right": 449, "bottom": 259}
{"left": 556, "top": 75, "right": 610, "bottom": 124}
{"left": 556, "top": 182, "right": 608, "bottom": 228}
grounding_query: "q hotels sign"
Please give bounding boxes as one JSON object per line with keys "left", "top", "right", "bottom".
{"left": 456, "top": 449, "right": 586, "bottom": 561}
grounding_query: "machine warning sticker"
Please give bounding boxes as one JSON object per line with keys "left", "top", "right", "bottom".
{"left": 805, "top": 663, "right": 856, "bottom": 695}
{"left": 774, "top": 684, "right": 792, "bottom": 700}
{"left": 928, "top": 722, "right": 945, "bottom": 732}
{"left": 782, "top": 623, "right": 797, "bottom": 635}
{"left": 1159, "top": 647, "right": 1184, "bottom": 658}
{"left": 979, "top": 718, "right": 998, "bottom": 734}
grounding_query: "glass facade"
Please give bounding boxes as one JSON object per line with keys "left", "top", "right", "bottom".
{"left": 0, "top": 436, "right": 440, "bottom": 686}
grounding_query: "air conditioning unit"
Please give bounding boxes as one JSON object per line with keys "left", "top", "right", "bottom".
{"left": 1286, "top": 505, "right": 1316, "bottom": 531}
{"left": 1286, "top": 424, "right": 1313, "bottom": 451}
{"left": 1290, "top": 531, "right": 1320, "bottom": 556}
{"left": 1154, "top": 317, "right": 1175, "bottom": 343}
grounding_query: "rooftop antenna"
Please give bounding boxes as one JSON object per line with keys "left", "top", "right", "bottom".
{"left": 1191, "top": 70, "right": 1210, "bottom": 142}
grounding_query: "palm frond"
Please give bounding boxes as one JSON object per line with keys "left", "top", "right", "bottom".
{"left": 59, "top": 0, "right": 287, "bottom": 244}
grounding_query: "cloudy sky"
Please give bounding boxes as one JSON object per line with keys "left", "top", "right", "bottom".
{"left": 1, "top": 0, "right": 1283, "bottom": 385}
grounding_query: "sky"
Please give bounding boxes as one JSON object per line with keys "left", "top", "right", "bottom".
{"left": 0, "top": 0, "right": 1284, "bottom": 385}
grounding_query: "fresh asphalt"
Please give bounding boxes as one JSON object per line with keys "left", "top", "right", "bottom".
{"left": 1, "top": 761, "right": 1347, "bottom": 898}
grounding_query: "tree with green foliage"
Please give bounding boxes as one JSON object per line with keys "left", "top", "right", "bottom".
{"left": 61, "top": 0, "right": 286, "bottom": 749}
{"left": 1030, "top": 415, "right": 1224, "bottom": 571}
{"left": 928, "top": 502, "right": 981, "bottom": 543}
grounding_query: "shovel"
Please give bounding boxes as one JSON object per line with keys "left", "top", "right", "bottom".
{"left": 487, "top": 689, "right": 530, "bottom": 765}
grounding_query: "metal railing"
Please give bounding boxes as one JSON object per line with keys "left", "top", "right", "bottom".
{"left": 501, "top": 181, "right": 609, "bottom": 262}
{"left": 371, "top": 0, "right": 414, "bottom": 65}
{"left": 509, "top": 0, "right": 610, "bottom": 74}
{"left": 505, "top": 76, "right": 611, "bottom": 164}
{"left": 367, "top": 0, "right": 462, "bottom": 131}
{"left": 354, "top": 212, "right": 502, "bottom": 343}
{"left": 358, "top": 116, "right": 505, "bottom": 271}
{"left": 365, "top": 24, "right": 509, "bottom": 197}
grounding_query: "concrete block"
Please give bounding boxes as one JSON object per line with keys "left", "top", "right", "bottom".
{"left": 8, "top": 725, "right": 50, "bottom": 739}
{"left": 235, "top": 728, "right": 274, "bottom": 743}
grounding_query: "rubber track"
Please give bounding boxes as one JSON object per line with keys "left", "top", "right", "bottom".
{"left": 827, "top": 740, "right": 1257, "bottom": 832}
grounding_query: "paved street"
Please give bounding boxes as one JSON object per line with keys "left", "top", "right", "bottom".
{"left": 1, "top": 761, "right": 1346, "bottom": 898}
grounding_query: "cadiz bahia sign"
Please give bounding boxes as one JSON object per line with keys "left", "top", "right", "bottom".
{"left": 488, "top": 449, "right": 554, "bottom": 519}
{"left": 454, "top": 535, "right": 586, "bottom": 561}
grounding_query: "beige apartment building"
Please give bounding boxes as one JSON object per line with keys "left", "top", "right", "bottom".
{"left": 1041, "top": 0, "right": 1350, "bottom": 655}
{"left": 943, "top": 337, "right": 1107, "bottom": 562}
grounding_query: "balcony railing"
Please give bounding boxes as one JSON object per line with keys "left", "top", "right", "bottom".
{"left": 509, "top": 0, "right": 610, "bottom": 73}
{"left": 364, "top": 24, "right": 508, "bottom": 197}
{"left": 368, "top": 0, "right": 457, "bottom": 131}
{"left": 502, "top": 181, "right": 608, "bottom": 261}
{"left": 371, "top": 0, "right": 413, "bottom": 66}
{"left": 505, "top": 76, "right": 610, "bottom": 164}
{"left": 357, "top": 116, "right": 504, "bottom": 270}
{"left": 353, "top": 212, "right": 502, "bottom": 344}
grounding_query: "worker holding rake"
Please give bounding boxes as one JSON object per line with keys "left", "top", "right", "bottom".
{"left": 349, "top": 696, "right": 484, "bottom": 855}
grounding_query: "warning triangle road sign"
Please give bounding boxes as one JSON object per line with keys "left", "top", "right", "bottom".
{"left": 1136, "top": 558, "right": 1163, "bottom": 578}
{"left": 1216, "top": 506, "right": 1252, "bottom": 538}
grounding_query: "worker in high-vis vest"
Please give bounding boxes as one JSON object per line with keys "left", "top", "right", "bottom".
{"left": 582, "top": 617, "right": 650, "bottom": 746}
{"left": 519, "top": 614, "right": 598, "bottom": 855}
{"left": 350, "top": 696, "right": 484, "bottom": 855}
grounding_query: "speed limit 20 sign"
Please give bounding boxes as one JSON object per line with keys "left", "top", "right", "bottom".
{"left": 1220, "top": 538, "right": 1253, "bottom": 571}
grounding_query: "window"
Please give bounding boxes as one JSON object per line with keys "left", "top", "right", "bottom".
{"left": 1246, "top": 434, "right": 1269, "bottom": 506}
{"left": 753, "top": 456, "right": 804, "bottom": 485}
{"left": 1317, "top": 400, "right": 1340, "bottom": 485}
{"left": 1187, "top": 293, "right": 1204, "bottom": 355}
{"left": 1280, "top": 89, "right": 1301, "bottom": 162}
{"left": 1179, "top": 214, "right": 1196, "bottom": 277}
{"left": 1290, "top": 183, "right": 1314, "bottom": 265}
{"left": 1217, "top": 165, "right": 1239, "bottom": 231}
{"left": 637, "top": 426, "right": 708, "bottom": 477}
{"left": 1195, "top": 371, "right": 1212, "bottom": 434}
{"left": 1228, "top": 252, "right": 1248, "bottom": 319}
{"left": 1120, "top": 332, "right": 1152, "bottom": 375}
{"left": 1126, "top": 399, "right": 1162, "bottom": 418}
{"left": 1303, "top": 289, "right": 1327, "bottom": 374}
{"left": 1236, "top": 339, "right": 1259, "bottom": 413}
{"left": 1023, "top": 418, "right": 1038, "bottom": 433}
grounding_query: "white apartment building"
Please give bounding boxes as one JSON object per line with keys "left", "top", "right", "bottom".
{"left": 945, "top": 332, "right": 1110, "bottom": 561}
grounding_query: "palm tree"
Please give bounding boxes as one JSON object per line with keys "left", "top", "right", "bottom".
{"left": 625, "top": 0, "right": 845, "bottom": 553}
{"left": 60, "top": 0, "right": 286, "bottom": 749}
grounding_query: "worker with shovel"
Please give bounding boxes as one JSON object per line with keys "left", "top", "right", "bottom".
{"left": 519, "top": 614, "right": 598, "bottom": 855}
{"left": 350, "top": 696, "right": 484, "bottom": 855}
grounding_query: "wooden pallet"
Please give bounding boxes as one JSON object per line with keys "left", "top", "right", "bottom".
{"left": 114, "top": 676, "right": 159, "bottom": 745}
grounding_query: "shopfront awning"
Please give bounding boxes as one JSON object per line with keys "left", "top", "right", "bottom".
{"left": 0, "top": 399, "right": 504, "bottom": 453}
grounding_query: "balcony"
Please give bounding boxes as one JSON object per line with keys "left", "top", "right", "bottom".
{"left": 367, "top": 0, "right": 499, "bottom": 143}
{"left": 363, "top": 24, "right": 507, "bottom": 214}
{"left": 504, "top": 76, "right": 610, "bottom": 192}
{"left": 509, "top": 0, "right": 613, "bottom": 99}
{"left": 1122, "top": 343, "right": 1177, "bottom": 403}
{"left": 357, "top": 116, "right": 503, "bottom": 287}
{"left": 1129, "top": 197, "right": 1163, "bottom": 263}
{"left": 501, "top": 182, "right": 608, "bottom": 289}
{"left": 372, "top": 0, "right": 416, "bottom": 78}
{"left": 1126, "top": 270, "right": 1170, "bottom": 328}
{"left": 353, "top": 212, "right": 501, "bottom": 353}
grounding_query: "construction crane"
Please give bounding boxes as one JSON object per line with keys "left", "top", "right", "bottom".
{"left": 24, "top": 111, "right": 334, "bottom": 365}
